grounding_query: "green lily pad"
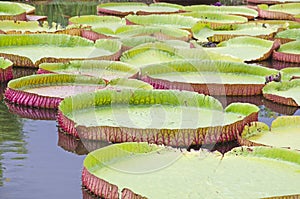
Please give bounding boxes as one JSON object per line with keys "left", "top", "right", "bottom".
{"left": 239, "top": 116, "right": 300, "bottom": 150}
{"left": 4, "top": 74, "right": 106, "bottom": 109}
{"left": 258, "top": 3, "right": 300, "bottom": 20}
{"left": 273, "top": 40, "right": 300, "bottom": 63}
{"left": 0, "top": 34, "right": 122, "bottom": 67}
{"left": 192, "top": 22, "right": 279, "bottom": 42}
{"left": 263, "top": 79, "right": 300, "bottom": 106}
{"left": 275, "top": 28, "right": 300, "bottom": 43}
{"left": 206, "top": 36, "right": 277, "bottom": 62}
{"left": 82, "top": 142, "right": 300, "bottom": 198}
{"left": 97, "top": 2, "right": 184, "bottom": 16}
{"left": 105, "top": 78, "right": 153, "bottom": 90}
{"left": 0, "top": 20, "right": 81, "bottom": 36}
{"left": 125, "top": 14, "right": 197, "bottom": 30}
{"left": 38, "top": 60, "right": 139, "bottom": 82}
{"left": 0, "top": 57, "right": 13, "bottom": 82}
{"left": 180, "top": 12, "right": 248, "bottom": 29}
{"left": 183, "top": 5, "right": 258, "bottom": 19}
{"left": 140, "top": 59, "right": 278, "bottom": 95}
{"left": 58, "top": 89, "right": 259, "bottom": 145}
{"left": 248, "top": 0, "right": 300, "bottom": 4}
{"left": 281, "top": 67, "right": 300, "bottom": 80}
{"left": 0, "top": 2, "right": 27, "bottom": 21}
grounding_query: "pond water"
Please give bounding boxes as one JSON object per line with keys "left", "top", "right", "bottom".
{"left": 0, "top": 1, "right": 300, "bottom": 199}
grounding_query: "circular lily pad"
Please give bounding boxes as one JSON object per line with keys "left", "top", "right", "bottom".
{"left": 97, "top": 2, "right": 184, "bottom": 16}
{"left": 0, "top": 20, "right": 82, "bottom": 36}
{"left": 0, "top": 34, "right": 122, "bottom": 67}
{"left": 258, "top": 3, "right": 300, "bottom": 20}
{"left": 206, "top": 36, "right": 279, "bottom": 62}
{"left": 275, "top": 28, "right": 300, "bottom": 43}
{"left": 82, "top": 142, "right": 300, "bottom": 198}
{"left": 38, "top": 60, "right": 139, "bottom": 82}
{"left": 140, "top": 59, "right": 278, "bottom": 95}
{"left": 239, "top": 116, "right": 300, "bottom": 150}
{"left": 4, "top": 74, "right": 106, "bottom": 109}
{"left": 58, "top": 89, "right": 259, "bottom": 146}
{"left": 0, "top": 57, "right": 13, "bottom": 82}
{"left": 248, "top": 0, "right": 300, "bottom": 4}
{"left": 125, "top": 14, "right": 197, "bottom": 30}
{"left": 273, "top": 40, "right": 300, "bottom": 63}
{"left": 192, "top": 22, "right": 279, "bottom": 42}
{"left": 183, "top": 5, "right": 258, "bottom": 19}
{"left": 0, "top": 2, "right": 27, "bottom": 21}
{"left": 281, "top": 67, "right": 300, "bottom": 80}
{"left": 263, "top": 79, "right": 300, "bottom": 106}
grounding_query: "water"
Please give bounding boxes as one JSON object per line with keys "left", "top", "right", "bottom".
{"left": 0, "top": 1, "right": 300, "bottom": 198}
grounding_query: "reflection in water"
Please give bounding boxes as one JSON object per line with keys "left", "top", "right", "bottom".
{"left": 13, "top": 67, "right": 37, "bottom": 79}
{"left": 0, "top": 99, "right": 26, "bottom": 187}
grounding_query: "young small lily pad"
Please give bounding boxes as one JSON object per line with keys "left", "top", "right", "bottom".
{"left": 239, "top": 116, "right": 300, "bottom": 150}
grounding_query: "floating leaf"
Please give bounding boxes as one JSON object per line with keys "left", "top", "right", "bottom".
{"left": 82, "top": 143, "right": 300, "bottom": 198}
{"left": 0, "top": 34, "right": 122, "bottom": 67}
{"left": 258, "top": 3, "right": 300, "bottom": 20}
{"left": 97, "top": 2, "right": 184, "bottom": 16}
{"left": 239, "top": 116, "right": 300, "bottom": 150}
{"left": 0, "top": 2, "right": 27, "bottom": 21}
{"left": 38, "top": 60, "right": 139, "bottom": 82}
{"left": 58, "top": 89, "right": 258, "bottom": 146}
{"left": 206, "top": 36, "right": 278, "bottom": 61}
{"left": 140, "top": 59, "right": 278, "bottom": 95}
{"left": 0, "top": 57, "right": 13, "bottom": 82}
{"left": 273, "top": 40, "right": 300, "bottom": 63}
{"left": 5, "top": 74, "right": 106, "bottom": 109}
{"left": 183, "top": 5, "right": 258, "bottom": 19}
{"left": 263, "top": 79, "right": 300, "bottom": 106}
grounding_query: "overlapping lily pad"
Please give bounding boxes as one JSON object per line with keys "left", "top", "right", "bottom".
{"left": 281, "top": 67, "right": 300, "bottom": 80}
{"left": 0, "top": 34, "right": 122, "bottom": 67}
{"left": 205, "top": 36, "right": 279, "bottom": 61}
{"left": 263, "top": 79, "right": 300, "bottom": 106}
{"left": 273, "top": 40, "right": 300, "bottom": 63}
{"left": 125, "top": 14, "right": 197, "bottom": 30}
{"left": 180, "top": 12, "right": 248, "bottom": 29}
{"left": 0, "top": 57, "right": 13, "bottom": 82}
{"left": 192, "top": 22, "right": 279, "bottom": 42}
{"left": 0, "top": 20, "right": 81, "bottom": 36}
{"left": 58, "top": 89, "right": 259, "bottom": 146}
{"left": 97, "top": 2, "right": 184, "bottom": 16}
{"left": 275, "top": 28, "right": 300, "bottom": 43}
{"left": 258, "top": 3, "right": 300, "bottom": 20}
{"left": 183, "top": 5, "right": 258, "bottom": 19}
{"left": 239, "top": 116, "right": 300, "bottom": 150}
{"left": 140, "top": 60, "right": 278, "bottom": 95}
{"left": 248, "top": 0, "right": 300, "bottom": 4}
{"left": 4, "top": 74, "right": 106, "bottom": 109}
{"left": 38, "top": 60, "right": 139, "bottom": 82}
{"left": 82, "top": 142, "right": 300, "bottom": 198}
{"left": 0, "top": 1, "right": 27, "bottom": 21}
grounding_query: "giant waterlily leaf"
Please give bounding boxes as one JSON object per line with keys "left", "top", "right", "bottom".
{"left": 97, "top": 2, "right": 184, "bottom": 16}
{"left": 239, "top": 116, "right": 300, "bottom": 150}
{"left": 248, "top": 0, "right": 300, "bottom": 4}
{"left": 0, "top": 2, "right": 27, "bottom": 21}
{"left": 180, "top": 12, "right": 248, "bottom": 29}
{"left": 183, "top": 5, "right": 258, "bottom": 19}
{"left": 205, "top": 36, "right": 277, "bottom": 62}
{"left": 253, "top": 19, "right": 300, "bottom": 29}
{"left": 275, "top": 28, "right": 300, "bottom": 43}
{"left": 263, "top": 79, "right": 300, "bottom": 106}
{"left": 258, "top": 3, "right": 300, "bottom": 20}
{"left": 281, "top": 67, "right": 300, "bottom": 80}
{"left": 192, "top": 22, "right": 279, "bottom": 42}
{"left": 58, "top": 89, "right": 259, "bottom": 145}
{"left": 273, "top": 40, "right": 300, "bottom": 63}
{"left": 0, "top": 34, "right": 122, "bottom": 67}
{"left": 82, "top": 143, "right": 300, "bottom": 198}
{"left": 0, "top": 57, "right": 13, "bottom": 82}
{"left": 4, "top": 74, "right": 106, "bottom": 109}
{"left": 105, "top": 78, "right": 153, "bottom": 90}
{"left": 125, "top": 14, "right": 197, "bottom": 30}
{"left": 38, "top": 60, "right": 139, "bottom": 82}
{"left": 0, "top": 20, "right": 81, "bottom": 36}
{"left": 140, "top": 60, "right": 278, "bottom": 95}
